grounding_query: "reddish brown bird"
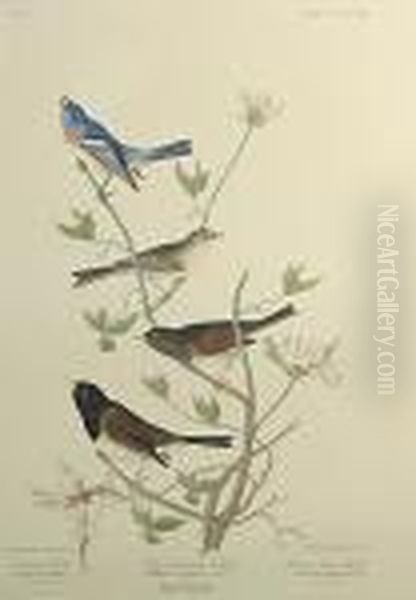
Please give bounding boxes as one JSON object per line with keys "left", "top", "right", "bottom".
{"left": 144, "top": 303, "right": 295, "bottom": 362}
{"left": 73, "top": 381, "right": 233, "bottom": 467}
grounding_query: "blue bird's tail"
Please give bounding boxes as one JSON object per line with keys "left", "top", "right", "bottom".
{"left": 144, "top": 138, "right": 192, "bottom": 162}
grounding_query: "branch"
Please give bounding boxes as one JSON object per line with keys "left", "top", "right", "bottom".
{"left": 202, "top": 271, "right": 258, "bottom": 551}
{"left": 96, "top": 450, "right": 204, "bottom": 522}
{"left": 77, "top": 159, "right": 156, "bottom": 326}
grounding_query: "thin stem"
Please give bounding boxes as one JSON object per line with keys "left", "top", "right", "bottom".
{"left": 233, "top": 492, "right": 280, "bottom": 525}
{"left": 254, "top": 375, "right": 300, "bottom": 433}
{"left": 200, "top": 125, "right": 253, "bottom": 228}
{"left": 103, "top": 205, "right": 154, "bottom": 326}
{"left": 252, "top": 419, "right": 301, "bottom": 458}
{"left": 150, "top": 276, "right": 186, "bottom": 313}
{"left": 232, "top": 271, "right": 256, "bottom": 400}
{"left": 237, "top": 449, "right": 274, "bottom": 516}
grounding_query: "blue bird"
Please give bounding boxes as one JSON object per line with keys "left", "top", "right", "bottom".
{"left": 60, "top": 96, "right": 193, "bottom": 191}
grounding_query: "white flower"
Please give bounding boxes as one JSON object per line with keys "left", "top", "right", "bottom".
{"left": 241, "top": 93, "right": 285, "bottom": 129}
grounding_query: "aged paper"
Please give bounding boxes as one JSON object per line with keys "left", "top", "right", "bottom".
{"left": 1, "top": 0, "right": 414, "bottom": 598}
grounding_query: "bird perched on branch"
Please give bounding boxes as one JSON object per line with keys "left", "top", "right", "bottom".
{"left": 60, "top": 96, "right": 192, "bottom": 191}
{"left": 73, "top": 381, "right": 233, "bottom": 468}
{"left": 72, "top": 227, "right": 221, "bottom": 288}
{"left": 145, "top": 303, "right": 296, "bottom": 362}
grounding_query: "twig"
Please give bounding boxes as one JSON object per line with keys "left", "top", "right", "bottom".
{"left": 126, "top": 276, "right": 186, "bottom": 321}
{"left": 150, "top": 276, "right": 186, "bottom": 312}
{"left": 96, "top": 450, "right": 204, "bottom": 522}
{"left": 252, "top": 419, "right": 301, "bottom": 458}
{"left": 254, "top": 375, "right": 300, "bottom": 433}
{"left": 233, "top": 492, "right": 280, "bottom": 526}
{"left": 77, "top": 497, "right": 90, "bottom": 570}
{"left": 236, "top": 449, "right": 274, "bottom": 516}
{"left": 258, "top": 512, "right": 308, "bottom": 545}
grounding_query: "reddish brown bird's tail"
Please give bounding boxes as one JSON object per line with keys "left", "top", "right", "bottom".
{"left": 245, "top": 303, "right": 295, "bottom": 333}
{"left": 261, "top": 303, "right": 295, "bottom": 326}
{"left": 180, "top": 434, "right": 233, "bottom": 448}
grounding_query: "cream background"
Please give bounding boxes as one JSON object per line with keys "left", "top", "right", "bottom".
{"left": 1, "top": 0, "right": 415, "bottom": 598}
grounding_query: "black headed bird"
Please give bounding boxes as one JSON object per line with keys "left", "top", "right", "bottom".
{"left": 73, "top": 381, "right": 232, "bottom": 467}
{"left": 144, "top": 303, "right": 295, "bottom": 362}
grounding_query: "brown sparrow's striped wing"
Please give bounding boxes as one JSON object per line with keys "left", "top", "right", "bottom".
{"left": 188, "top": 325, "right": 237, "bottom": 355}
{"left": 184, "top": 321, "right": 257, "bottom": 356}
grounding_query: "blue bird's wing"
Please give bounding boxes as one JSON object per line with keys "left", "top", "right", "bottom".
{"left": 79, "top": 126, "right": 139, "bottom": 190}
{"left": 80, "top": 138, "right": 130, "bottom": 179}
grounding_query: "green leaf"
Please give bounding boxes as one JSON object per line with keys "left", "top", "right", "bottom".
{"left": 57, "top": 223, "right": 83, "bottom": 240}
{"left": 282, "top": 264, "right": 321, "bottom": 296}
{"left": 184, "top": 489, "right": 201, "bottom": 506}
{"left": 177, "top": 474, "right": 202, "bottom": 505}
{"left": 130, "top": 507, "right": 151, "bottom": 527}
{"left": 130, "top": 506, "right": 163, "bottom": 544}
{"left": 105, "top": 312, "right": 138, "bottom": 336}
{"left": 176, "top": 472, "right": 196, "bottom": 489}
{"left": 177, "top": 472, "right": 216, "bottom": 502}
{"left": 175, "top": 160, "right": 210, "bottom": 198}
{"left": 194, "top": 161, "right": 210, "bottom": 194}
{"left": 142, "top": 376, "right": 170, "bottom": 400}
{"left": 152, "top": 516, "right": 185, "bottom": 532}
{"left": 143, "top": 519, "right": 163, "bottom": 544}
{"left": 98, "top": 335, "right": 116, "bottom": 352}
{"left": 83, "top": 308, "right": 138, "bottom": 337}
{"left": 241, "top": 93, "right": 283, "bottom": 129}
{"left": 192, "top": 395, "right": 221, "bottom": 425}
{"left": 83, "top": 308, "right": 108, "bottom": 331}
{"left": 145, "top": 530, "right": 163, "bottom": 544}
{"left": 57, "top": 209, "right": 96, "bottom": 241}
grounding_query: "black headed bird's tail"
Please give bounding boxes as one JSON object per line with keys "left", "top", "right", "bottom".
{"left": 180, "top": 434, "right": 233, "bottom": 448}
